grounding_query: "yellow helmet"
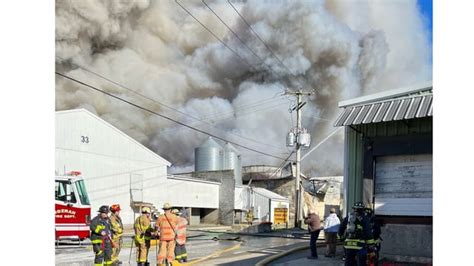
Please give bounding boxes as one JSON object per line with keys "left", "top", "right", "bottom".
{"left": 141, "top": 206, "right": 151, "bottom": 214}
{"left": 171, "top": 209, "right": 179, "bottom": 214}
{"left": 162, "top": 203, "right": 172, "bottom": 210}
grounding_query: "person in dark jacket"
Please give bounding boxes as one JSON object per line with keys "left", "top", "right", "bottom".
{"left": 304, "top": 209, "right": 322, "bottom": 260}
{"left": 90, "top": 205, "right": 113, "bottom": 266}
{"left": 365, "top": 208, "right": 382, "bottom": 266}
{"left": 338, "top": 202, "right": 375, "bottom": 266}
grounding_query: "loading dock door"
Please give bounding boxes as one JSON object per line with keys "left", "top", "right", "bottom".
{"left": 374, "top": 154, "right": 432, "bottom": 216}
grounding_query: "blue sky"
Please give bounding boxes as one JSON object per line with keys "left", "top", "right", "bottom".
{"left": 417, "top": 0, "right": 432, "bottom": 40}
{"left": 417, "top": 0, "right": 433, "bottom": 63}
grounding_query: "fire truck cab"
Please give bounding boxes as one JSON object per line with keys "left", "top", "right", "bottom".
{"left": 55, "top": 171, "right": 91, "bottom": 242}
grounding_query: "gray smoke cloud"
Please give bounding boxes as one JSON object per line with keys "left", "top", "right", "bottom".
{"left": 55, "top": 0, "right": 432, "bottom": 176}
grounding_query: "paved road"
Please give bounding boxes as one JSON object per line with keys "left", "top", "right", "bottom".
{"left": 195, "top": 236, "right": 308, "bottom": 265}
{"left": 269, "top": 247, "right": 345, "bottom": 266}
{"left": 56, "top": 235, "right": 237, "bottom": 265}
{"left": 55, "top": 234, "right": 308, "bottom": 265}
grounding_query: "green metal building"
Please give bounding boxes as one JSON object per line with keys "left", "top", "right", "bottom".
{"left": 334, "top": 82, "right": 432, "bottom": 261}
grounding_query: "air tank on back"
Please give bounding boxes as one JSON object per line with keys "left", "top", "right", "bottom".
{"left": 195, "top": 137, "right": 223, "bottom": 172}
{"left": 223, "top": 142, "right": 242, "bottom": 185}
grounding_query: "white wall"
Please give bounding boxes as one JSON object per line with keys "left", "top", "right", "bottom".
{"left": 234, "top": 185, "right": 249, "bottom": 210}
{"left": 235, "top": 186, "right": 289, "bottom": 224}
{"left": 253, "top": 191, "right": 271, "bottom": 222}
{"left": 146, "top": 176, "right": 219, "bottom": 210}
{"left": 56, "top": 110, "right": 219, "bottom": 225}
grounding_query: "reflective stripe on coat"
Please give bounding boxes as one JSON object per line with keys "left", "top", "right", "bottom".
{"left": 176, "top": 217, "right": 187, "bottom": 245}
{"left": 157, "top": 214, "right": 178, "bottom": 241}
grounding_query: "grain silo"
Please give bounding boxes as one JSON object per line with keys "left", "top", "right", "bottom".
{"left": 195, "top": 137, "right": 224, "bottom": 172}
{"left": 223, "top": 142, "right": 242, "bottom": 185}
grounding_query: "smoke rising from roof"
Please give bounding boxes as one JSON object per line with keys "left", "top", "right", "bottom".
{"left": 55, "top": 0, "right": 431, "bottom": 176}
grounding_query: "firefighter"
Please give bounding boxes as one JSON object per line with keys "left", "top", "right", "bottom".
{"left": 365, "top": 208, "right": 382, "bottom": 266}
{"left": 109, "top": 204, "right": 123, "bottom": 265}
{"left": 338, "top": 202, "right": 375, "bottom": 266}
{"left": 156, "top": 203, "right": 178, "bottom": 266}
{"left": 173, "top": 209, "right": 188, "bottom": 263}
{"left": 90, "top": 205, "right": 113, "bottom": 266}
{"left": 246, "top": 208, "right": 254, "bottom": 225}
{"left": 134, "top": 206, "right": 153, "bottom": 266}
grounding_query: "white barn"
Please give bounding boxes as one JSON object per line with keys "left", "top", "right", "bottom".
{"left": 235, "top": 186, "right": 290, "bottom": 226}
{"left": 55, "top": 109, "right": 219, "bottom": 225}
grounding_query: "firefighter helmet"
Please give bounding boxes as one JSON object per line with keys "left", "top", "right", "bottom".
{"left": 141, "top": 206, "right": 151, "bottom": 214}
{"left": 110, "top": 204, "right": 121, "bottom": 213}
{"left": 352, "top": 202, "right": 365, "bottom": 209}
{"left": 162, "top": 203, "right": 172, "bottom": 210}
{"left": 98, "top": 205, "right": 109, "bottom": 213}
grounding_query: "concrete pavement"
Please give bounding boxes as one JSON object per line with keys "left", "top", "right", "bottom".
{"left": 266, "top": 245, "right": 345, "bottom": 266}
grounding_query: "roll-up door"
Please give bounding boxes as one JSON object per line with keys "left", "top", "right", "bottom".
{"left": 374, "top": 154, "right": 432, "bottom": 216}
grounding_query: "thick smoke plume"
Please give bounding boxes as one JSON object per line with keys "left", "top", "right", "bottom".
{"left": 55, "top": 0, "right": 432, "bottom": 176}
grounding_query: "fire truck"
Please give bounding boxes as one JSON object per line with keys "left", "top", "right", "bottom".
{"left": 55, "top": 171, "right": 91, "bottom": 242}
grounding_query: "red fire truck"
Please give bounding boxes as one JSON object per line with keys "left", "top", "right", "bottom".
{"left": 55, "top": 171, "right": 91, "bottom": 241}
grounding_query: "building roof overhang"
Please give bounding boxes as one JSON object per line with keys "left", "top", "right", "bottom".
{"left": 334, "top": 82, "right": 432, "bottom": 127}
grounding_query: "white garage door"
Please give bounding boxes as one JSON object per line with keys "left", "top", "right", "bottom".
{"left": 374, "top": 154, "right": 432, "bottom": 216}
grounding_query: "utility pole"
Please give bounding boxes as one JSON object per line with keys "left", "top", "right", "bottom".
{"left": 285, "top": 89, "right": 314, "bottom": 228}
{"left": 295, "top": 92, "right": 303, "bottom": 228}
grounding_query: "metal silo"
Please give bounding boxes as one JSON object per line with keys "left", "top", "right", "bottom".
{"left": 223, "top": 143, "right": 242, "bottom": 185}
{"left": 195, "top": 137, "right": 223, "bottom": 172}
{"left": 235, "top": 155, "right": 242, "bottom": 185}
{"left": 223, "top": 142, "right": 238, "bottom": 169}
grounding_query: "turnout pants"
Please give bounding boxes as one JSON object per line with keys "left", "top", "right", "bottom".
{"left": 158, "top": 240, "right": 176, "bottom": 264}
{"left": 175, "top": 243, "right": 188, "bottom": 262}
{"left": 135, "top": 239, "right": 150, "bottom": 264}
{"left": 345, "top": 247, "right": 367, "bottom": 266}
{"left": 111, "top": 236, "right": 122, "bottom": 262}
{"left": 92, "top": 240, "right": 112, "bottom": 265}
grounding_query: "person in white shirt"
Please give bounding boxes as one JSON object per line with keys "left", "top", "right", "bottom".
{"left": 324, "top": 208, "right": 341, "bottom": 257}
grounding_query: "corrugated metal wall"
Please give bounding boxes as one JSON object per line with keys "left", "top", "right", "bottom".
{"left": 344, "top": 126, "right": 364, "bottom": 214}
{"left": 356, "top": 117, "right": 432, "bottom": 137}
{"left": 343, "top": 117, "right": 432, "bottom": 215}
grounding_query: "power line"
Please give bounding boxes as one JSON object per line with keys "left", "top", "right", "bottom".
{"left": 56, "top": 71, "right": 288, "bottom": 161}
{"left": 155, "top": 101, "right": 290, "bottom": 152}
{"left": 157, "top": 100, "right": 289, "bottom": 136}
{"left": 56, "top": 56, "right": 286, "bottom": 152}
{"left": 175, "top": 0, "right": 257, "bottom": 71}
{"left": 196, "top": 95, "right": 285, "bottom": 122}
{"left": 57, "top": 55, "right": 284, "bottom": 121}
{"left": 202, "top": 0, "right": 278, "bottom": 77}
{"left": 55, "top": 56, "right": 203, "bottom": 123}
{"left": 227, "top": 0, "right": 298, "bottom": 79}
{"left": 198, "top": 101, "right": 289, "bottom": 124}
{"left": 248, "top": 150, "right": 294, "bottom": 186}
